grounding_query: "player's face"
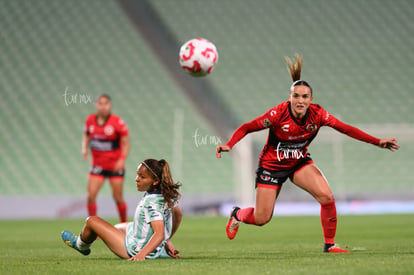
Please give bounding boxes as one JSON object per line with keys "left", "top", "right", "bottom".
{"left": 95, "top": 96, "right": 111, "bottom": 117}
{"left": 289, "top": 85, "right": 313, "bottom": 119}
{"left": 135, "top": 165, "right": 159, "bottom": 192}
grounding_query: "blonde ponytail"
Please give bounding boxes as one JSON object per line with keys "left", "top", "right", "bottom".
{"left": 285, "top": 53, "right": 313, "bottom": 94}
{"left": 285, "top": 53, "right": 303, "bottom": 82}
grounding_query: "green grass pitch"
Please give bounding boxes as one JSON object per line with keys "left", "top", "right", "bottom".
{"left": 1, "top": 215, "right": 413, "bottom": 274}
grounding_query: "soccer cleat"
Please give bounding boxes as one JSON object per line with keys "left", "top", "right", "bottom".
{"left": 324, "top": 243, "right": 349, "bottom": 253}
{"left": 226, "top": 207, "right": 241, "bottom": 240}
{"left": 61, "top": 230, "right": 91, "bottom": 256}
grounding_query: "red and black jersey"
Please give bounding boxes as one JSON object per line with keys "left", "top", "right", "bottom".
{"left": 84, "top": 114, "right": 129, "bottom": 170}
{"left": 226, "top": 101, "right": 380, "bottom": 171}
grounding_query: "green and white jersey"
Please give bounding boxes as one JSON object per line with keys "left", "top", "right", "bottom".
{"left": 125, "top": 190, "right": 173, "bottom": 259}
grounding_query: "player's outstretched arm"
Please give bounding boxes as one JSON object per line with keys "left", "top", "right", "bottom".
{"left": 329, "top": 117, "right": 400, "bottom": 152}
{"left": 378, "top": 138, "right": 400, "bottom": 152}
{"left": 216, "top": 114, "right": 269, "bottom": 158}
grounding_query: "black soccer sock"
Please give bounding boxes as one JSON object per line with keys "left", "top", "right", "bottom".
{"left": 323, "top": 243, "right": 335, "bottom": 252}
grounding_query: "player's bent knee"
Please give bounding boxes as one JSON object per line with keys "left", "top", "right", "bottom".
{"left": 85, "top": 215, "right": 100, "bottom": 226}
{"left": 85, "top": 216, "right": 93, "bottom": 225}
{"left": 254, "top": 214, "right": 272, "bottom": 226}
{"left": 317, "top": 194, "right": 335, "bottom": 204}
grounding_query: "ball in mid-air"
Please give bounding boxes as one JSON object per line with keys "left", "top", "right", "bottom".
{"left": 179, "top": 38, "right": 219, "bottom": 77}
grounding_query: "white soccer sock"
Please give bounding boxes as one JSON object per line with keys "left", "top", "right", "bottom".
{"left": 76, "top": 234, "right": 92, "bottom": 250}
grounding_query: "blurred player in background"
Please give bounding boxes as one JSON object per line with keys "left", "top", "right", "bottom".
{"left": 62, "top": 159, "right": 182, "bottom": 260}
{"left": 82, "top": 94, "right": 130, "bottom": 222}
{"left": 216, "top": 54, "right": 399, "bottom": 253}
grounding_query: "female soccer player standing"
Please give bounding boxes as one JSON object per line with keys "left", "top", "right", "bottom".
{"left": 62, "top": 159, "right": 182, "bottom": 260}
{"left": 82, "top": 94, "right": 130, "bottom": 222}
{"left": 216, "top": 55, "right": 399, "bottom": 253}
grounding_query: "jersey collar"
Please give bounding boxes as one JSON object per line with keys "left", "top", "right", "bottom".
{"left": 288, "top": 102, "right": 309, "bottom": 126}
{"left": 95, "top": 113, "right": 111, "bottom": 127}
{"left": 147, "top": 189, "right": 162, "bottom": 195}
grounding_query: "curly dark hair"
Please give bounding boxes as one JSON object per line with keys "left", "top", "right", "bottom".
{"left": 141, "top": 159, "right": 181, "bottom": 208}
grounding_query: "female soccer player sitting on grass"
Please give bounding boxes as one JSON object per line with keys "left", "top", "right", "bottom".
{"left": 216, "top": 54, "right": 400, "bottom": 253}
{"left": 61, "top": 159, "right": 182, "bottom": 261}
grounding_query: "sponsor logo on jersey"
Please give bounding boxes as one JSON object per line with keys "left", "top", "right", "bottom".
{"left": 275, "top": 140, "right": 307, "bottom": 161}
{"left": 104, "top": 125, "right": 114, "bottom": 136}
{"left": 262, "top": 119, "right": 272, "bottom": 128}
{"left": 306, "top": 123, "right": 318, "bottom": 133}
{"left": 90, "top": 139, "right": 118, "bottom": 151}
{"left": 281, "top": 124, "right": 290, "bottom": 132}
{"left": 288, "top": 134, "right": 306, "bottom": 140}
{"left": 270, "top": 110, "right": 277, "bottom": 116}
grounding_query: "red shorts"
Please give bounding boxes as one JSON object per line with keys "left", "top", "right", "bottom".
{"left": 255, "top": 156, "right": 313, "bottom": 189}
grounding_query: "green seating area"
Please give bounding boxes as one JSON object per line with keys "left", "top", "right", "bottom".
{"left": 151, "top": 0, "right": 414, "bottom": 124}
{"left": 0, "top": 0, "right": 412, "bottom": 201}
{"left": 0, "top": 0, "right": 233, "bottom": 197}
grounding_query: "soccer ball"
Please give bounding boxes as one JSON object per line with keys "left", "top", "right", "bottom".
{"left": 179, "top": 38, "right": 219, "bottom": 77}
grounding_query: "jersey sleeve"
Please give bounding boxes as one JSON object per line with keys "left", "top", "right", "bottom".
{"left": 225, "top": 107, "right": 279, "bottom": 149}
{"left": 147, "top": 202, "right": 164, "bottom": 223}
{"left": 321, "top": 109, "right": 380, "bottom": 146}
{"left": 116, "top": 117, "right": 129, "bottom": 137}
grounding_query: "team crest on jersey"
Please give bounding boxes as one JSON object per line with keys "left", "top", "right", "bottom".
{"left": 306, "top": 123, "right": 318, "bottom": 133}
{"left": 104, "top": 125, "right": 114, "bottom": 136}
{"left": 89, "top": 125, "right": 94, "bottom": 133}
{"left": 281, "top": 124, "right": 290, "bottom": 132}
{"left": 262, "top": 119, "right": 272, "bottom": 128}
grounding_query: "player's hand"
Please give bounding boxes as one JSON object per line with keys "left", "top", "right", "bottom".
{"left": 82, "top": 149, "right": 88, "bottom": 160}
{"left": 378, "top": 138, "right": 400, "bottom": 152}
{"left": 113, "top": 159, "right": 125, "bottom": 171}
{"left": 165, "top": 240, "right": 180, "bottom": 258}
{"left": 216, "top": 145, "right": 231, "bottom": 158}
{"left": 128, "top": 253, "right": 146, "bottom": 261}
